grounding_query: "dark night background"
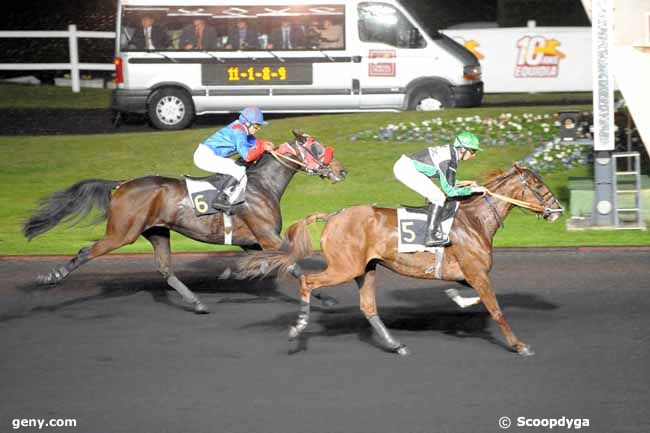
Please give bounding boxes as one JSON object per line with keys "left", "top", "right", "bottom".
{"left": 1, "top": 0, "right": 590, "bottom": 81}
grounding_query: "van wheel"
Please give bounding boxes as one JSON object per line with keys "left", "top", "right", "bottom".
{"left": 408, "top": 85, "right": 454, "bottom": 111}
{"left": 148, "top": 88, "right": 194, "bottom": 130}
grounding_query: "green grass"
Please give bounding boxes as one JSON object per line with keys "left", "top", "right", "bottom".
{"left": 0, "top": 84, "right": 112, "bottom": 109}
{"left": 1, "top": 104, "right": 649, "bottom": 254}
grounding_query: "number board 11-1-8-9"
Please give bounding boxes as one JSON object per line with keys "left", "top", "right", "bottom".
{"left": 202, "top": 64, "right": 313, "bottom": 85}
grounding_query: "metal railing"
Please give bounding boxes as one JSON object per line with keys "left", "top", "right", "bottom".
{"left": 0, "top": 25, "right": 115, "bottom": 92}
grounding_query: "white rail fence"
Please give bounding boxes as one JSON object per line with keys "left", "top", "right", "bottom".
{"left": 0, "top": 25, "right": 115, "bottom": 92}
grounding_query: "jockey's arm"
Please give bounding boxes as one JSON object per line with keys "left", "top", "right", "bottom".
{"left": 411, "top": 159, "right": 472, "bottom": 198}
{"left": 235, "top": 133, "right": 266, "bottom": 162}
{"left": 438, "top": 172, "right": 473, "bottom": 197}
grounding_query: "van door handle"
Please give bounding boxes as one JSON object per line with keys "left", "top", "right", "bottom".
{"left": 352, "top": 56, "right": 362, "bottom": 63}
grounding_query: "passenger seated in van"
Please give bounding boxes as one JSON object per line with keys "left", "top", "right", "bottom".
{"left": 130, "top": 14, "right": 169, "bottom": 50}
{"left": 312, "top": 18, "right": 343, "bottom": 49}
{"left": 268, "top": 19, "right": 304, "bottom": 50}
{"left": 226, "top": 20, "right": 258, "bottom": 50}
{"left": 180, "top": 18, "right": 218, "bottom": 50}
{"left": 193, "top": 107, "right": 274, "bottom": 211}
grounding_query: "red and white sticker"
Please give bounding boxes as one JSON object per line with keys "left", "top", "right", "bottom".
{"left": 369, "top": 49, "right": 396, "bottom": 59}
{"left": 368, "top": 63, "right": 396, "bottom": 77}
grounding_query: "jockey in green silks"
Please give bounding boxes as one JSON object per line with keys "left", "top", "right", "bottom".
{"left": 393, "top": 131, "right": 488, "bottom": 247}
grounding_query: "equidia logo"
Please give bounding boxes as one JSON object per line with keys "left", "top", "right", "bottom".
{"left": 514, "top": 36, "right": 566, "bottom": 78}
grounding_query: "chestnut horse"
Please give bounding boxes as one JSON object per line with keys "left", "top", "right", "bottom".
{"left": 237, "top": 164, "right": 563, "bottom": 356}
{"left": 23, "top": 131, "right": 346, "bottom": 313}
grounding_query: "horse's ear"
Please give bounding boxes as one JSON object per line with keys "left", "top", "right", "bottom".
{"left": 292, "top": 129, "right": 305, "bottom": 141}
{"left": 513, "top": 161, "right": 524, "bottom": 171}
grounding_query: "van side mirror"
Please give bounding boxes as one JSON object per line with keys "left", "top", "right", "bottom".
{"left": 409, "top": 28, "right": 425, "bottom": 48}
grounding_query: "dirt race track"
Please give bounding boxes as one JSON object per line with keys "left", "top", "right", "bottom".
{"left": 1, "top": 249, "right": 649, "bottom": 433}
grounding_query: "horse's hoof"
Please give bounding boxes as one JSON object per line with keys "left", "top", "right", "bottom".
{"left": 395, "top": 344, "right": 411, "bottom": 356}
{"left": 321, "top": 297, "right": 338, "bottom": 308}
{"left": 36, "top": 273, "right": 58, "bottom": 286}
{"left": 194, "top": 302, "right": 209, "bottom": 314}
{"left": 445, "top": 288, "right": 460, "bottom": 299}
{"left": 288, "top": 326, "right": 300, "bottom": 340}
{"left": 313, "top": 291, "right": 338, "bottom": 307}
{"left": 516, "top": 345, "right": 535, "bottom": 356}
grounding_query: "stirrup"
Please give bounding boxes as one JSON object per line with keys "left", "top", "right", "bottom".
{"left": 211, "top": 198, "right": 232, "bottom": 212}
{"left": 425, "top": 233, "right": 450, "bottom": 247}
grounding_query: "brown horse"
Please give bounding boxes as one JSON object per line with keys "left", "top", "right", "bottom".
{"left": 23, "top": 130, "right": 346, "bottom": 313}
{"left": 237, "top": 164, "right": 563, "bottom": 356}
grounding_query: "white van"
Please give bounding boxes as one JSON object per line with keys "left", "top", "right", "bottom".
{"left": 113, "top": 0, "right": 483, "bottom": 130}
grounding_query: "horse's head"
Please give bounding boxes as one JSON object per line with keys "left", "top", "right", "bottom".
{"left": 275, "top": 130, "right": 347, "bottom": 183}
{"left": 511, "top": 163, "right": 564, "bottom": 222}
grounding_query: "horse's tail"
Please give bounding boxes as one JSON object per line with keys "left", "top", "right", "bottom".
{"left": 236, "top": 212, "right": 331, "bottom": 279}
{"left": 23, "top": 179, "right": 122, "bottom": 240}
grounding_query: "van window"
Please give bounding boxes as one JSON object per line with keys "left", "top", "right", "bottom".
{"left": 357, "top": 2, "right": 426, "bottom": 49}
{"left": 120, "top": 5, "right": 346, "bottom": 52}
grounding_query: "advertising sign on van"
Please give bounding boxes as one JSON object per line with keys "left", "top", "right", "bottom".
{"left": 514, "top": 36, "right": 566, "bottom": 78}
{"left": 443, "top": 27, "right": 591, "bottom": 93}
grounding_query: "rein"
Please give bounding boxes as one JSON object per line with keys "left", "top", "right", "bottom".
{"left": 269, "top": 148, "right": 307, "bottom": 171}
{"left": 486, "top": 190, "right": 546, "bottom": 213}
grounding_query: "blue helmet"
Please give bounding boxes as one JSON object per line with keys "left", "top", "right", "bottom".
{"left": 238, "top": 106, "right": 267, "bottom": 125}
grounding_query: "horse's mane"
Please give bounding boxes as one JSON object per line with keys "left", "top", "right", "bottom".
{"left": 481, "top": 169, "right": 510, "bottom": 186}
{"left": 460, "top": 166, "right": 517, "bottom": 207}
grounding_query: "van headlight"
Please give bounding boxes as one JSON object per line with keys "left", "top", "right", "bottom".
{"left": 463, "top": 65, "right": 481, "bottom": 81}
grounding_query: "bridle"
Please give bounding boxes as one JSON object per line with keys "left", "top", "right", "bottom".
{"left": 484, "top": 168, "right": 563, "bottom": 222}
{"left": 269, "top": 137, "right": 335, "bottom": 178}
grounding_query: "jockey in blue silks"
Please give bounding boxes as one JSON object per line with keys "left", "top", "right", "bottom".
{"left": 193, "top": 106, "right": 274, "bottom": 209}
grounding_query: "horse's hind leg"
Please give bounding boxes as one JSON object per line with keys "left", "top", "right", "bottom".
{"left": 37, "top": 228, "right": 138, "bottom": 285}
{"left": 466, "top": 273, "right": 533, "bottom": 356}
{"left": 143, "top": 227, "right": 208, "bottom": 314}
{"left": 288, "top": 265, "right": 358, "bottom": 341}
{"left": 37, "top": 246, "right": 92, "bottom": 285}
{"left": 356, "top": 263, "right": 410, "bottom": 356}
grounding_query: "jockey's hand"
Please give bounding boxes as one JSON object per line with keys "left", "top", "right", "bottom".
{"left": 457, "top": 180, "right": 478, "bottom": 188}
{"left": 472, "top": 185, "right": 489, "bottom": 196}
{"left": 262, "top": 141, "right": 275, "bottom": 152}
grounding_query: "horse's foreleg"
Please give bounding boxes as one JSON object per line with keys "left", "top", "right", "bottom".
{"left": 466, "top": 273, "right": 533, "bottom": 356}
{"left": 356, "top": 265, "right": 410, "bottom": 356}
{"left": 143, "top": 228, "right": 208, "bottom": 314}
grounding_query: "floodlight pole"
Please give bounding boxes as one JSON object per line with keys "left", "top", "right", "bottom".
{"left": 591, "top": 0, "right": 616, "bottom": 227}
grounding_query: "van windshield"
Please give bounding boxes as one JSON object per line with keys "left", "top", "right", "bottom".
{"left": 396, "top": 1, "right": 441, "bottom": 40}
{"left": 357, "top": 2, "right": 428, "bottom": 48}
{"left": 119, "top": 4, "right": 346, "bottom": 52}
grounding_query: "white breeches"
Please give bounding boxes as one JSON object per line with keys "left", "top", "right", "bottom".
{"left": 194, "top": 144, "right": 247, "bottom": 203}
{"left": 393, "top": 154, "right": 445, "bottom": 205}
{"left": 194, "top": 144, "right": 247, "bottom": 180}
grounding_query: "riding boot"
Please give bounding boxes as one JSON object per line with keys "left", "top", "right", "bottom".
{"left": 424, "top": 203, "right": 449, "bottom": 247}
{"left": 211, "top": 176, "right": 239, "bottom": 211}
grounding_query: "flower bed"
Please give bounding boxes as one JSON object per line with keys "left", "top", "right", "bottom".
{"left": 350, "top": 113, "right": 593, "bottom": 172}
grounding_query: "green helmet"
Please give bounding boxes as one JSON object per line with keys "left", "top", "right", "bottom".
{"left": 453, "top": 131, "right": 482, "bottom": 151}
